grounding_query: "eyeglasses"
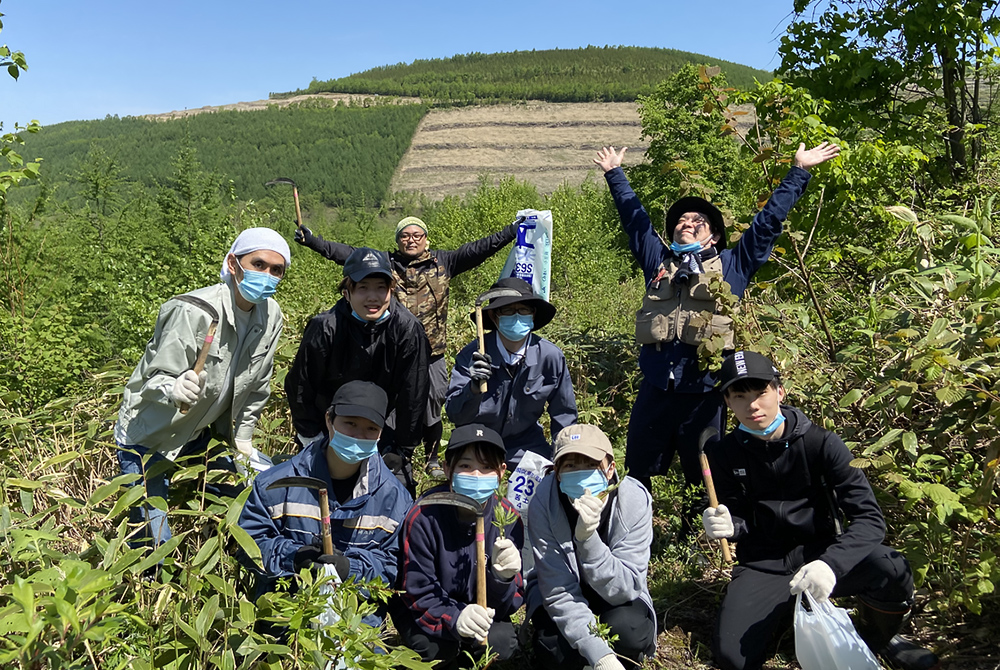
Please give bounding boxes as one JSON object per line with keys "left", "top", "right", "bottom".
{"left": 398, "top": 233, "right": 426, "bottom": 242}
{"left": 677, "top": 214, "right": 709, "bottom": 226}
{"left": 497, "top": 305, "right": 535, "bottom": 317}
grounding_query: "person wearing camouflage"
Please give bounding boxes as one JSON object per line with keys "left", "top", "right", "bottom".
{"left": 294, "top": 216, "right": 517, "bottom": 477}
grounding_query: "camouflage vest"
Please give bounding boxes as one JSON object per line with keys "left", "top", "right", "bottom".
{"left": 393, "top": 252, "right": 450, "bottom": 357}
{"left": 634, "top": 255, "right": 735, "bottom": 349}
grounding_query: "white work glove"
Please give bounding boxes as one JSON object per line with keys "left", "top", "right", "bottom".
{"left": 789, "top": 560, "right": 837, "bottom": 602}
{"left": 455, "top": 604, "right": 494, "bottom": 641}
{"left": 170, "top": 370, "right": 206, "bottom": 407}
{"left": 572, "top": 490, "right": 606, "bottom": 542}
{"left": 593, "top": 654, "right": 627, "bottom": 670}
{"left": 702, "top": 504, "right": 735, "bottom": 540}
{"left": 233, "top": 439, "right": 274, "bottom": 474}
{"left": 297, "top": 433, "right": 321, "bottom": 447}
{"left": 491, "top": 537, "right": 521, "bottom": 580}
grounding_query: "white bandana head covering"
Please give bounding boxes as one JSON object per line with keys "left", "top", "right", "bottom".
{"left": 220, "top": 228, "right": 292, "bottom": 281}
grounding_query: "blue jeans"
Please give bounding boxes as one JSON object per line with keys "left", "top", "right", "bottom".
{"left": 116, "top": 430, "right": 239, "bottom": 547}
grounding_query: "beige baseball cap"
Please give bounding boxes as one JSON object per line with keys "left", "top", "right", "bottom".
{"left": 553, "top": 424, "right": 614, "bottom": 464}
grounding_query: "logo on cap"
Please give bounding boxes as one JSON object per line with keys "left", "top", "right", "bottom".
{"left": 735, "top": 350, "right": 747, "bottom": 376}
{"left": 476, "top": 429, "right": 483, "bottom": 437}
{"left": 570, "top": 434, "right": 580, "bottom": 440}
{"left": 363, "top": 251, "right": 378, "bottom": 265}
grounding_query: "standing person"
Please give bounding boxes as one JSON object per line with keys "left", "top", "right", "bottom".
{"left": 115, "top": 228, "right": 290, "bottom": 547}
{"left": 390, "top": 424, "right": 524, "bottom": 668}
{"left": 239, "top": 380, "right": 413, "bottom": 627}
{"left": 704, "top": 350, "right": 939, "bottom": 670}
{"left": 294, "top": 215, "right": 517, "bottom": 477}
{"left": 285, "top": 247, "right": 430, "bottom": 493}
{"left": 446, "top": 277, "right": 577, "bottom": 467}
{"left": 525, "top": 424, "right": 657, "bottom": 670}
{"left": 592, "top": 142, "right": 840, "bottom": 526}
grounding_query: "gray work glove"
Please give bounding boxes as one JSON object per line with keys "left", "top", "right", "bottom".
{"left": 469, "top": 351, "right": 493, "bottom": 383}
{"left": 293, "top": 225, "right": 313, "bottom": 245}
{"left": 170, "top": 370, "right": 207, "bottom": 407}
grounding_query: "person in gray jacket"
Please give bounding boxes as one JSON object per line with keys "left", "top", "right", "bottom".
{"left": 115, "top": 228, "right": 290, "bottom": 547}
{"left": 525, "top": 424, "right": 656, "bottom": 670}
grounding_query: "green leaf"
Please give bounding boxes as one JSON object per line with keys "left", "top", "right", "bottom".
{"left": 131, "top": 534, "right": 183, "bottom": 575}
{"left": 839, "top": 388, "right": 864, "bottom": 407}
{"left": 902, "top": 431, "right": 918, "bottom": 458}
{"left": 195, "top": 594, "right": 220, "bottom": 638}
{"left": 89, "top": 474, "right": 141, "bottom": 507}
{"left": 227, "top": 524, "right": 261, "bottom": 565}
{"left": 106, "top": 483, "right": 146, "bottom": 518}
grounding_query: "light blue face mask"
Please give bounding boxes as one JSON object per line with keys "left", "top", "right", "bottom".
{"left": 669, "top": 241, "right": 703, "bottom": 254}
{"left": 352, "top": 309, "right": 390, "bottom": 323}
{"left": 452, "top": 473, "right": 499, "bottom": 504}
{"left": 237, "top": 268, "right": 281, "bottom": 304}
{"left": 497, "top": 313, "right": 533, "bottom": 341}
{"left": 558, "top": 469, "right": 609, "bottom": 499}
{"left": 328, "top": 430, "right": 380, "bottom": 464}
{"left": 738, "top": 411, "right": 786, "bottom": 438}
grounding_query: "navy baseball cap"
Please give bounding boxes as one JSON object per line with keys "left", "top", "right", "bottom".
{"left": 344, "top": 247, "right": 393, "bottom": 282}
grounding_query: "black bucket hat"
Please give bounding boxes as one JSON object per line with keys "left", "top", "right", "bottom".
{"left": 664, "top": 196, "right": 727, "bottom": 250}
{"left": 473, "top": 277, "right": 557, "bottom": 331}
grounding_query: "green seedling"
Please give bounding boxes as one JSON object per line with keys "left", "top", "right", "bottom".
{"left": 491, "top": 491, "right": 519, "bottom": 539}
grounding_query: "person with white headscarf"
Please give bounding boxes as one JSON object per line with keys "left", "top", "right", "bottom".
{"left": 115, "top": 228, "right": 291, "bottom": 548}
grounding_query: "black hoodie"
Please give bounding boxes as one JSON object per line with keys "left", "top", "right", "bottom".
{"left": 706, "top": 405, "right": 885, "bottom": 577}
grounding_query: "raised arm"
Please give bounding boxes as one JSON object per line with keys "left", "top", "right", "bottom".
{"left": 438, "top": 222, "right": 518, "bottom": 277}
{"left": 294, "top": 226, "right": 355, "bottom": 265}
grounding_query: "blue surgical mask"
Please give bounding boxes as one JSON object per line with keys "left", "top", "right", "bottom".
{"left": 497, "top": 313, "right": 533, "bottom": 341}
{"left": 352, "top": 309, "right": 390, "bottom": 323}
{"left": 328, "top": 430, "right": 380, "bottom": 464}
{"left": 738, "top": 412, "right": 786, "bottom": 438}
{"left": 558, "top": 469, "right": 609, "bottom": 499}
{"left": 236, "top": 268, "right": 281, "bottom": 304}
{"left": 669, "top": 241, "right": 703, "bottom": 254}
{"left": 452, "top": 473, "right": 499, "bottom": 504}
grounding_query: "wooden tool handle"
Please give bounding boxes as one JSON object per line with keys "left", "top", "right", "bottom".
{"left": 475, "top": 514, "right": 488, "bottom": 645}
{"left": 318, "top": 489, "right": 334, "bottom": 555}
{"left": 700, "top": 451, "right": 733, "bottom": 563}
{"left": 293, "top": 186, "right": 303, "bottom": 228}
{"left": 475, "top": 305, "right": 487, "bottom": 395}
{"left": 179, "top": 321, "right": 218, "bottom": 415}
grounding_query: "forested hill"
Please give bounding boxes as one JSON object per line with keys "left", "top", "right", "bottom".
{"left": 274, "top": 45, "right": 772, "bottom": 102}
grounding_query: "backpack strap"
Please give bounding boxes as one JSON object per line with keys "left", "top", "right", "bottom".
{"left": 802, "top": 423, "right": 845, "bottom": 537}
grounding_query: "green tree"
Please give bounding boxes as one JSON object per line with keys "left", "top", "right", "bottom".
{"left": 0, "top": 0, "right": 40, "bottom": 208}
{"left": 779, "top": 0, "right": 1000, "bottom": 182}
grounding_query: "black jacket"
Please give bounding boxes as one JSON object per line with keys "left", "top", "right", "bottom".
{"left": 706, "top": 405, "right": 886, "bottom": 577}
{"left": 285, "top": 297, "right": 430, "bottom": 446}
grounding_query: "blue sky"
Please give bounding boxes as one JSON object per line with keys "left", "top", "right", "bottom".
{"left": 1, "top": 0, "right": 798, "bottom": 129}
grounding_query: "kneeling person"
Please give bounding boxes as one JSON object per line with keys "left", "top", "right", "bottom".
{"left": 526, "top": 424, "right": 657, "bottom": 670}
{"left": 239, "top": 380, "right": 412, "bottom": 626}
{"left": 705, "top": 351, "right": 938, "bottom": 670}
{"left": 391, "top": 424, "right": 524, "bottom": 669}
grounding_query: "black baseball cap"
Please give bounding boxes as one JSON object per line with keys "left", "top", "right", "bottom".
{"left": 445, "top": 423, "right": 506, "bottom": 458}
{"left": 344, "top": 247, "right": 393, "bottom": 282}
{"left": 328, "top": 380, "right": 388, "bottom": 428}
{"left": 717, "top": 350, "right": 781, "bottom": 393}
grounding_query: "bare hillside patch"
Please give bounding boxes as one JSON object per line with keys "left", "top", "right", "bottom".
{"left": 389, "top": 101, "right": 649, "bottom": 199}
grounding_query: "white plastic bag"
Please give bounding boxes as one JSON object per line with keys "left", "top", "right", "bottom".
{"left": 794, "top": 591, "right": 881, "bottom": 670}
{"left": 506, "top": 450, "right": 552, "bottom": 515}
{"left": 500, "top": 210, "right": 553, "bottom": 299}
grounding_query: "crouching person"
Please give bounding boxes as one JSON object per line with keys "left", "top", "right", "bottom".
{"left": 390, "top": 424, "right": 523, "bottom": 669}
{"left": 705, "top": 350, "right": 938, "bottom": 670}
{"left": 238, "top": 380, "right": 413, "bottom": 626}
{"left": 525, "top": 424, "right": 657, "bottom": 670}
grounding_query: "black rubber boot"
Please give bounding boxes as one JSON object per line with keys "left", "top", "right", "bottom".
{"left": 855, "top": 598, "right": 939, "bottom": 670}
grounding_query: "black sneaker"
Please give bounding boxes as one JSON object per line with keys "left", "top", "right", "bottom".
{"left": 881, "top": 635, "right": 940, "bottom": 670}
